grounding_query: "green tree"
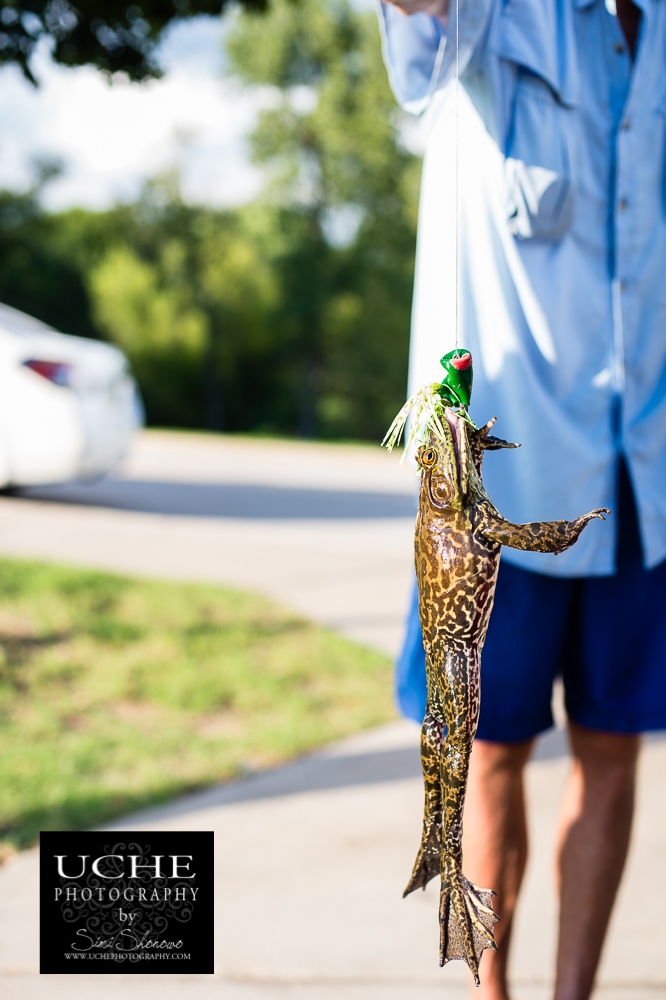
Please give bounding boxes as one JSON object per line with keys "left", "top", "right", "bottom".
{"left": 226, "top": 0, "right": 418, "bottom": 440}
{"left": 0, "top": 182, "right": 97, "bottom": 340}
{"left": 0, "top": 0, "right": 419, "bottom": 441}
{"left": 0, "top": 0, "right": 264, "bottom": 85}
{"left": 84, "top": 177, "right": 281, "bottom": 428}
{"left": 89, "top": 243, "right": 208, "bottom": 426}
{"left": 196, "top": 211, "right": 279, "bottom": 430}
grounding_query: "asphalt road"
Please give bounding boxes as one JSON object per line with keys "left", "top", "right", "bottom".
{"left": 18, "top": 477, "right": 416, "bottom": 519}
{"left": 0, "top": 431, "right": 417, "bottom": 655}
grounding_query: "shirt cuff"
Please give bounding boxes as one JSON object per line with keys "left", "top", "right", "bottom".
{"left": 377, "top": 2, "right": 447, "bottom": 115}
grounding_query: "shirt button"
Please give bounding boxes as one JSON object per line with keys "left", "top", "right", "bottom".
{"left": 620, "top": 280, "right": 628, "bottom": 292}
{"left": 621, "top": 120, "right": 631, "bottom": 130}
{"left": 619, "top": 199, "right": 628, "bottom": 211}
{"left": 614, "top": 42, "right": 625, "bottom": 53}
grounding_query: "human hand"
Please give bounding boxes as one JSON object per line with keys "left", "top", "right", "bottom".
{"left": 384, "top": 0, "right": 449, "bottom": 24}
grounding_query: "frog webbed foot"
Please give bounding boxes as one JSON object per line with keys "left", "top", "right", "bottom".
{"left": 403, "top": 823, "right": 442, "bottom": 896}
{"left": 553, "top": 507, "right": 611, "bottom": 553}
{"left": 571, "top": 508, "right": 611, "bottom": 532}
{"left": 439, "top": 874, "right": 499, "bottom": 984}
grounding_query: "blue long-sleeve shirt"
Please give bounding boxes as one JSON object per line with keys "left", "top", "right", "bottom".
{"left": 379, "top": 0, "right": 666, "bottom": 576}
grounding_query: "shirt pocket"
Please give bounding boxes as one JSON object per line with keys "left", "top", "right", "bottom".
{"left": 504, "top": 72, "right": 575, "bottom": 240}
{"left": 492, "top": 0, "right": 578, "bottom": 241}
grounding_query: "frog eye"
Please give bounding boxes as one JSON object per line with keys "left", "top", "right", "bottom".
{"left": 421, "top": 448, "right": 437, "bottom": 467}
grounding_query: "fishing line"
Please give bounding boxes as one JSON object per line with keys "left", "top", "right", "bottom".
{"left": 454, "top": 0, "right": 460, "bottom": 351}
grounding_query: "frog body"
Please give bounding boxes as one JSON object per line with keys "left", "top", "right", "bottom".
{"left": 406, "top": 408, "right": 609, "bottom": 983}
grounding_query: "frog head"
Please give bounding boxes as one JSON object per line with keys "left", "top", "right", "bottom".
{"left": 416, "top": 407, "right": 473, "bottom": 513}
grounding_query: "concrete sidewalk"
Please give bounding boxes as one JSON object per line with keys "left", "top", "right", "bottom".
{"left": 0, "top": 722, "right": 664, "bottom": 999}
{"left": 0, "top": 431, "right": 663, "bottom": 998}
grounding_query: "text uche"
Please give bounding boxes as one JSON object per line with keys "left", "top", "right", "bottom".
{"left": 54, "top": 855, "right": 195, "bottom": 879}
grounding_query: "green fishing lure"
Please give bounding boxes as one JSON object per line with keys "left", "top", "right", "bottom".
{"left": 382, "top": 348, "right": 475, "bottom": 458}
{"left": 438, "top": 349, "right": 473, "bottom": 410}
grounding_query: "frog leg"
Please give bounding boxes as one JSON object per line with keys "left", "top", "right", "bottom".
{"left": 437, "top": 643, "right": 498, "bottom": 982}
{"left": 403, "top": 700, "right": 444, "bottom": 896}
{"left": 480, "top": 506, "right": 610, "bottom": 555}
{"left": 475, "top": 416, "right": 520, "bottom": 451}
{"left": 469, "top": 418, "right": 519, "bottom": 476}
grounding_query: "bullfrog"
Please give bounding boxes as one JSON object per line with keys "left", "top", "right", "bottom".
{"left": 383, "top": 352, "right": 609, "bottom": 985}
{"left": 405, "top": 406, "right": 609, "bottom": 984}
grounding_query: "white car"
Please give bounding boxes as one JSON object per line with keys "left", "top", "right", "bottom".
{"left": 0, "top": 302, "right": 143, "bottom": 487}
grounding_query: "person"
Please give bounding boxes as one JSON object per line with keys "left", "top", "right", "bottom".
{"left": 377, "top": 0, "right": 666, "bottom": 998}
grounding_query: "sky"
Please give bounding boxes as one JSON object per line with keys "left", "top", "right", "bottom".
{"left": 0, "top": 1, "right": 376, "bottom": 214}
{"left": 0, "top": 16, "right": 266, "bottom": 211}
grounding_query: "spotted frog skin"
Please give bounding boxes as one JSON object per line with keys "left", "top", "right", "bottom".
{"left": 406, "top": 408, "right": 609, "bottom": 984}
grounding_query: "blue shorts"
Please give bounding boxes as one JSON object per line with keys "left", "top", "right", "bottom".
{"left": 396, "top": 462, "right": 666, "bottom": 739}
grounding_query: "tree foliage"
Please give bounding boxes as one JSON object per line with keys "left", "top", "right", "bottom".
{"left": 224, "top": 0, "right": 419, "bottom": 438}
{"left": 0, "top": 0, "right": 419, "bottom": 440}
{"left": 0, "top": 0, "right": 264, "bottom": 84}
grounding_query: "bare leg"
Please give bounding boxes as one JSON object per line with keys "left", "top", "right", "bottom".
{"left": 462, "top": 738, "right": 534, "bottom": 1000}
{"left": 554, "top": 722, "right": 640, "bottom": 1000}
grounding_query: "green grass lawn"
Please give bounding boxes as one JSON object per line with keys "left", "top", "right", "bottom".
{"left": 0, "top": 558, "right": 394, "bottom": 852}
